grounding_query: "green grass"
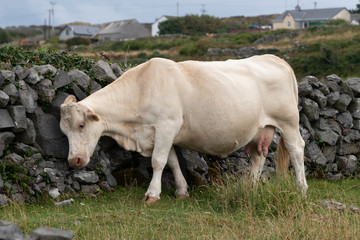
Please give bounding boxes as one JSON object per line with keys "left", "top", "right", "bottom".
{"left": 1, "top": 177, "right": 360, "bottom": 239}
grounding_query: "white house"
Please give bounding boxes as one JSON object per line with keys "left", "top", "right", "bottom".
{"left": 59, "top": 25, "right": 99, "bottom": 40}
{"left": 272, "top": 7, "right": 350, "bottom": 30}
{"left": 151, "top": 15, "right": 176, "bottom": 36}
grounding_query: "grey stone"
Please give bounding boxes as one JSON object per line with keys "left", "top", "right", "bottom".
{"left": 0, "top": 220, "right": 24, "bottom": 240}
{"left": 346, "top": 77, "right": 360, "bottom": 96}
{"left": 336, "top": 111, "right": 353, "bottom": 129}
{"left": 30, "top": 107, "right": 68, "bottom": 158}
{"left": 54, "top": 70, "right": 73, "bottom": 89}
{"left": 34, "top": 64, "right": 57, "bottom": 76}
{"left": 11, "top": 192, "right": 25, "bottom": 204}
{"left": 326, "top": 74, "right": 342, "bottom": 84}
{"left": 4, "top": 153, "right": 24, "bottom": 165}
{"left": 337, "top": 155, "right": 358, "bottom": 176}
{"left": 314, "top": 128, "right": 339, "bottom": 146}
{"left": 111, "top": 63, "right": 124, "bottom": 78}
{"left": 2, "top": 83, "right": 19, "bottom": 104}
{"left": 343, "top": 129, "right": 360, "bottom": 143}
{"left": 0, "top": 132, "right": 15, "bottom": 157}
{"left": 28, "top": 226, "right": 74, "bottom": 240}
{"left": 297, "top": 79, "right": 313, "bottom": 97}
{"left": 301, "top": 98, "right": 319, "bottom": 122}
{"left": 309, "top": 89, "right": 327, "bottom": 108}
{"left": 337, "top": 141, "right": 359, "bottom": 155}
{"left": 0, "top": 194, "right": 9, "bottom": 207}
{"left": 304, "top": 141, "right": 327, "bottom": 167}
{"left": 25, "top": 67, "right": 42, "bottom": 84}
{"left": 8, "top": 105, "right": 27, "bottom": 132}
{"left": 322, "top": 145, "right": 337, "bottom": 163}
{"left": 339, "top": 80, "right": 354, "bottom": 100}
{"left": 17, "top": 118, "right": 36, "bottom": 144}
{"left": 319, "top": 108, "right": 338, "bottom": 118}
{"left": 175, "top": 147, "right": 210, "bottom": 185}
{"left": 19, "top": 80, "right": 38, "bottom": 113}
{"left": 300, "top": 113, "right": 315, "bottom": 138}
{"left": 327, "top": 173, "right": 343, "bottom": 181}
{"left": 97, "top": 152, "right": 117, "bottom": 187}
{"left": 70, "top": 83, "right": 87, "bottom": 100}
{"left": 326, "top": 92, "right": 340, "bottom": 106}
{"left": 334, "top": 94, "right": 352, "bottom": 112}
{"left": 44, "top": 168, "right": 65, "bottom": 188}
{"left": 49, "top": 188, "right": 60, "bottom": 199}
{"left": 89, "top": 80, "right": 102, "bottom": 94}
{"left": 72, "top": 171, "right": 99, "bottom": 184}
{"left": 321, "top": 201, "right": 346, "bottom": 212}
{"left": 81, "top": 184, "right": 100, "bottom": 194}
{"left": 349, "top": 205, "right": 360, "bottom": 214}
{"left": 92, "top": 60, "right": 117, "bottom": 83}
{"left": 68, "top": 69, "right": 91, "bottom": 91}
{"left": 349, "top": 98, "right": 360, "bottom": 119}
{"left": 0, "top": 90, "right": 9, "bottom": 108}
{"left": 12, "top": 65, "right": 30, "bottom": 80}
{"left": 326, "top": 81, "right": 341, "bottom": 93}
{"left": 11, "top": 142, "right": 39, "bottom": 156}
{"left": 354, "top": 119, "right": 360, "bottom": 130}
{"left": 38, "top": 161, "right": 55, "bottom": 168}
{"left": 50, "top": 92, "right": 70, "bottom": 118}
{"left": 0, "top": 70, "right": 16, "bottom": 83}
{"left": 36, "top": 79, "right": 56, "bottom": 103}
{"left": 0, "top": 109, "right": 15, "bottom": 129}
{"left": 318, "top": 82, "right": 330, "bottom": 95}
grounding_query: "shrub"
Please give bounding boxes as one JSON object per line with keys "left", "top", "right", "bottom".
{"left": 0, "top": 28, "right": 11, "bottom": 44}
{"left": 65, "top": 37, "right": 91, "bottom": 47}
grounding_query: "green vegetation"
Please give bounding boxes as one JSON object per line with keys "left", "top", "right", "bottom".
{"left": 0, "top": 28, "right": 11, "bottom": 44}
{"left": 1, "top": 177, "right": 359, "bottom": 239}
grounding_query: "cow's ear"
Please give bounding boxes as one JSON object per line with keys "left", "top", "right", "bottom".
{"left": 63, "top": 95, "right": 77, "bottom": 104}
{"left": 86, "top": 109, "right": 100, "bottom": 122}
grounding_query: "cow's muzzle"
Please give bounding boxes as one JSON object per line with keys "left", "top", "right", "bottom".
{"left": 69, "top": 155, "right": 87, "bottom": 168}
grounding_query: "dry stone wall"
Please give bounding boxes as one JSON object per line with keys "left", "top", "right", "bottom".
{"left": 0, "top": 60, "right": 359, "bottom": 207}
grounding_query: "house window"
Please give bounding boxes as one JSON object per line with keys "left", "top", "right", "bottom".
{"left": 287, "top": 21, "right": 291, "bottom": 28}
{"left": 66, "top": 29, "right": 70, "bottom": 35}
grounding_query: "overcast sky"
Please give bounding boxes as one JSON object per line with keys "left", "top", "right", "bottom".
{"left": 0, "top": 0, "right": 358, "bottom": 28}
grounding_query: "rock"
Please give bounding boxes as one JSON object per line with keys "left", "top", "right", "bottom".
{"left": 12, "top": 192, "right": 25, "bottom": 204}
{"left": 354, "top": 119, "right": 360, "bottom": 130}
{"left": 97, "top": 152, "right": 117, "bottom": 187}
{"left": 336, "top": 111, "right": 353, "bottom": 129}
{"left": 81, "top": 184, "right": 100, "bottom": 194}
{"left": 337, "top": 141, "right": 359, "bottom": 155}
{"left": 11, "top": 142, "right": 39, "bottom": 156}
{"left": 89, "top": 80, "right": 102, "bottom": 94}
{"left": 349, "top": 205, "right": 360, "bottom": 214}
{"left": 72, "top": 171, "right": 99, "bottom": 184}
{"left": 34, "top": 64, "right": 57, "bottom": 76}
{"left": 322, "top": 145, "right": 337, "bottom": 163}
{"left": 92, "top": 60, "right": 117, "bottom": 83}
{"left": 320, "top": 201, "right": 346, "bottom": 212}
{"left": 2, "top": 83, "right": 19, "bottom": 104}
{"left": 0, "top": 70, "right": 16, "bottom": 83}
{"left": 25, "top": 67, "right": 42, "bottom": 84}
{"left": 36, "top": 79, "right": 56, "bottom": 103}
{"left": 19, "top": 80, "right": 38, "bottom": 113}
{"left": 17, "top": 118, "right": 36, "bottom": 144}
{"left": 0, "top": 109, "right": 15, "bottom": 130}
{"left": 49, "top": 188, "right": 60, "bottom": 199}
{"left": 326, "top": 92, "right": 340, "bottom": 106}
{"left": 0, "top": 132, "right": 15, "bottom": 156}
{"left": 44, "top": 168, "right": 64, "bottom": 185}
{"left": 54, "top": 70, "right": 73, "bottom": 89}
{"left": 314, "top": 128, "right": 339, "bottom": 146}
{"left": 343, "top": 129, "right": 360, "bottom": 143}
{"left": 0, "top": 220, "right": 25, "bottom": 240}
{"left": 301, "top": 98, "right": 320, "bottom": 122}
{"left": 349, "top": 98, "right": 360, "bottom": 119}
{"left": 337, "top": 155, "right": 358, "bottom": 176}
{"left": 8, "top": 105, "right": 27, "bottom": 132}
{"left": 4, "top": 153, "right": 24, "bottom": 165}
{"left": 30, "top": 107, "right": 68, "bottom": 158}
{"left": 326, "top": 74, "right": 342, "bottom": 84}
{"left": 12, "top": 65, "right": 30, "bottom": 80}
{"left": 309, "top": 89, "right": 327, "bottom": 108}
{"left": 334, "top": 94, "right": 352, "bottom": 112}
{"left": 50, "top": 92, "right": 70, "bottom": 118}
{"left": 28, "top": 227, "right": 74, "bottom": 240}
{"left": 304, "top": 141, "right": 327, "bottom": 167}
{"left": 326, "top": 80, "right": 341, "bottom": 93}
{"left": 0, "top": 90, "right": 10, "bottom": 108}
{"left": 346, "top": 77, "right": 360, "bottom": 96}
{"left": 339, "top": 80, "right": 354, "bottom": 100}
{"left": 70, "top": 83, "right": 87, "bottom": 100}
{"left": 300, "top": 113, "right": 315, "bottom": 137}
{"left": 68, "top": 69, "right": 91, "bottom": 91}
{"left": 298, "top": 80, "right": 313, "bottom": 97}
{"left": 111, "top": 63, "right": 124, "bottom": 78}
{"left": 319, "top": 108, "right": 338, "bottom": 118}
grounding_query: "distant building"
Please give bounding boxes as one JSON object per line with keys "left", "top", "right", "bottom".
{"left": 151, "top": 15, "right": 176, "bottom": 36}
{"left": 272, "top": 7, "right": 350, "bottom": 30}
{"left": 351, "top": 13, "right": 360, "bottom": 25}
{"left": 59, "top": 25, "right": 99, "bottom": 40}
{"left": 93, "top": 19, "right": 150, "bottom": 42}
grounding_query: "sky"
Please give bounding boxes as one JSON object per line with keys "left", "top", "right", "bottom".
{"left": 0, "top": 0, "right": 358, "bottom": 28}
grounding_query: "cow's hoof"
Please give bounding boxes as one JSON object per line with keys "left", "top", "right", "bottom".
{"left": 142, "top": 196, "right": 160, "bottom": 204}
{"left": 176, "top": 194, "right": 189, "bottom": 200}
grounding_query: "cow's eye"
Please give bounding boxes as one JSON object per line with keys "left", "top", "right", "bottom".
{"left": 79, "top": 123, "right": 85, "bottom": 130}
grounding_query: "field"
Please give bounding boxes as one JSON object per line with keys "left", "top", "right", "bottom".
{"left": 1, "top": 177, "right": 360, "bottom": 239}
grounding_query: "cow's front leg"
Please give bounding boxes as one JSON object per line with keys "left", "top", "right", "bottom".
{"left": 143, "top": 123, "right": 181, "bottom": 203}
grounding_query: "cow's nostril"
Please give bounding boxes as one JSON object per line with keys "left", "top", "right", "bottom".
{"left": 69, "top": 156, "right": 84, "bottom": 168}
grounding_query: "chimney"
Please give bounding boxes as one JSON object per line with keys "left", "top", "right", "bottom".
{"left": 295, "top": 5, "right": 301, "bottom": 11}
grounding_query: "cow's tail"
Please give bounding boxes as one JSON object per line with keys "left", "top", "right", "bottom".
{"left": 276, "top": 137, "right": 290, "bottom": 175}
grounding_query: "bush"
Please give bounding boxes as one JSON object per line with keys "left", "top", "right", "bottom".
{"left": 65, "top": 37, "right": 91, "bottom": 47}
{"left": 0, "top": 28, "right": 11, "bottom": 44}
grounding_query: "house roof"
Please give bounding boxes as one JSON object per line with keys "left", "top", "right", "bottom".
{"left": 96, "top": 19, "right": 148, "bottom": 35}
{"left": 273, "top": 7, "right": 347, "bottom": 23}
{"left": 67, "top": 25, "right": 99, "bottom": 36}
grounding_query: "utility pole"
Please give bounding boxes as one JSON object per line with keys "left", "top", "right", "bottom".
{"left": 50, "top": 1, "right": 56, "bottom": 31}
{"left": 314, "top": 1, "right": 317, "bottom": 9}
{"left": 48, "top": 9, "right": 51, "bottom": 39}
{"left": 177, "top": 2, "right": 179, "bottom": 17}
{"left": 201, "top": 4, "right": 206, "bottom": 15}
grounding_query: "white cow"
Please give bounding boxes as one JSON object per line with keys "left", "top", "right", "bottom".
{"left": 60, "top": 55, "right": 308, "bottom": 203}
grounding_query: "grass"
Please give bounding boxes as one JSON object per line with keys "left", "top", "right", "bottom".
{"left": 1, "top": 176, "right": 360, "bottom": 239}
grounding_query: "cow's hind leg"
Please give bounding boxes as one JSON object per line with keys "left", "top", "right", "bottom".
{"left": 281, "top": 125, "right": 308, "bottom": 194}
{"left": 247, "top": 142, "right": 266, "bottom": 181}
{"left": 167, "top": 147, "right": 189, "bottom": 199}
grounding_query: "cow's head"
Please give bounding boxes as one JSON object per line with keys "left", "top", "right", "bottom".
{"left": 60, "top": 95, "right": 103, "bottom": 168}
